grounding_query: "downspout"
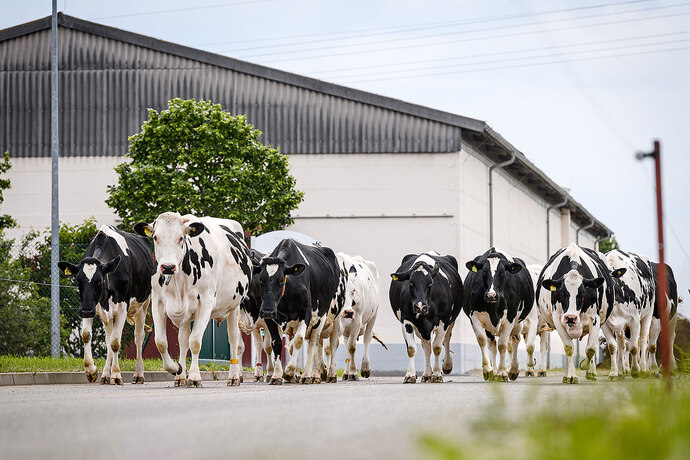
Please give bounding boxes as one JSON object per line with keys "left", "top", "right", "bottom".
{"left": 546, "top": 196, "right": 569, "bottom": 261}
{"left": 576, "top": 218, "right": 595, "bottom": 246}
{"left": 488, "top": 151, "right": 516, "bottom": 247}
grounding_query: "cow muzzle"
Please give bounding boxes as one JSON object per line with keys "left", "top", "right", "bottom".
{"left": 342, "top": 309, "right": 354, "bottom": 319}
{"left": 484, "top": 291, "right": 498, "bottom": 303}
{"left": 160, "top": 263, "right": 176, "bottom": 275}
{"left": 260, "top": 309, "right": 277, "bottom": 320}
{"left": 79, "top": 309, "right": 96, "bottom": 319}
{"left": 562, "top": 315, "right": 582, "bottom": 339}
{"left": 563, "top": 314, "right": 579, "bottom": 327}
{"left": 415, "top": 303, "right": 429, "bottom": 315}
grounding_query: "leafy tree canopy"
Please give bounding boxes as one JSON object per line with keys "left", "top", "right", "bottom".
{"left": 106, "top": 98, "right": 304, "bottom": 234}
{"left": 0, "top": 152, "right": 17, "bottom": 233}
{"left": 598, "top": 236, "right": 620, "bottom": 253}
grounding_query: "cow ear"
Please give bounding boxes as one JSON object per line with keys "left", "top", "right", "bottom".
{"left": 285, "top": 263, "right": 305, "bottom": 276}
{"left": 249, "top": 250, "right": 263, "bottom": 266}
{"left": 186, "top": 222, "right": 205, "bottom": 237}
{"left": 584, "top": 277, "right": 605, "bottom": 289}
{"left": 391, "top": 271, "right": 410, "bottom": 282}
{"left": 58, "top": 261, "right": 79, "bottom": 276}
{"left": 252, "top": 264, "right": 262, "bottom": 275}
{"left": 506, "top": 262, "right": 523, "bottom": 274}
{"left": 465, "top": 261, "right": 481, "bottom": 273}
{"left": 611, "top": 268, "right": 627, "bottom": 278}
{"left": 102, "top": 256, "right": 121, "bottom": 275}
{"left": 134, "top": 222, "right": 154, "bottom": 237}
{"left": 431, "top": 263, "right": 440, "bottom": 277}
{"left": 542, "top": 279, "right": 560, "bottom": 292}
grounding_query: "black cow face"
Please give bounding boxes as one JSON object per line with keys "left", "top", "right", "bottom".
{"left": 256, "top": 258, "right": 305, "bottom": 320}
{"left": 466, "top": 257, "right": 522, "bottom": 304}
{"left": 58, "top": 256, "right": 121, "bottom": 318}
{"left": 391, "top": 262, "right": 439, "bottom": 315}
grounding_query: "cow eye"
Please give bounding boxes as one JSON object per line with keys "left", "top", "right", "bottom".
{"left": 178, "top": 237, "right": 183, "bottom": 244}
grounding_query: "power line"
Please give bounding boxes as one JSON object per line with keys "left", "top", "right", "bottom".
{"left": 92, "top": 0, "right": 274, "bottom": 21}
{"left": 308, "top": 30, "right": 690, "bottom": 78}
{"left": 237, "top": 3, "right": 690, "bottom": 61}
{"left": 199, "top": 0, "right": 654, "bottom": 47}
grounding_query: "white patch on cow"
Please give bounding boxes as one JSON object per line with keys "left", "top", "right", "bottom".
{"left": 266, "top": 264, "right": 279, "bottom": 277}
{"left": 83, "top": 263, "right": 97, "bottom": 282}
{"left": 294, "top": 245, "right": 311, "bottom": 267}
{"left": 101, "top": 225, "right": 129, "bottom": 255}
{"left": 415, "top": 265, "right": 429, "bottom": 275}
{"left": 492, "top": 248, "right": 513, "bottom": 262}
{"left": 488, "top": 257, "right": 500, "bottom": 295}
{"left": 416, "top": 253, "right": 436, "bottom": 267}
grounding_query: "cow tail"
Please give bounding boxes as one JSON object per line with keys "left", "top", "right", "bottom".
{"left": 372, "top": 333, "right": 389, "bottom": 351}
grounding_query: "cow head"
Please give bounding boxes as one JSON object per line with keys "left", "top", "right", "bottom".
{"left": 254, "top": 257, "right": 305, "bottom": 320}
{"left": 541, "top": 269, "right": 604, "bottom": 338}
{"left": 134, "top": 212, "right": 204, "bottom": 277}
{"left": 340, "top": 264, "right": 359, "bottom": 319}
{"left": 391, "top": 261, "right": 440, "bottom": 316}
{"left": 58, "top": 256, "right": 121, "bottom": 318}
{"left": 465, "top": 255, "right": 522, "bottom": 304}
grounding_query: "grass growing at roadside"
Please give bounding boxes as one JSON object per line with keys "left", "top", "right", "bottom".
{"left": 0, "top": 356, "right": 250, "bottom": 373}
{"left": 419, "top": 378, "right": 690, "bottom": 460}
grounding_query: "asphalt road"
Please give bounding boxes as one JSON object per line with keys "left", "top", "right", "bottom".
{"left": 0, "top": 373, "right": 622, "bottom": 460}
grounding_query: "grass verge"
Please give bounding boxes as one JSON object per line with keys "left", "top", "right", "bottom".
{"left": 0, "top": 356, "right": 250, "bottom": 373}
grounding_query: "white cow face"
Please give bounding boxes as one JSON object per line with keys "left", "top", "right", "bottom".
{"left": 341, "top": 264, "right": 358, "bottom": 319}
{"left": 135, "top": 213, "right": 204, "bottom": 276}
{"left": 542, "top": 269, "right": 604, "bottom": 339}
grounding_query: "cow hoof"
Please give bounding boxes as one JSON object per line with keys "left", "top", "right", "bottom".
{"left": 132, "top": 376, "right": 145, "bottom": 384}
{"left": 442, "top": 366, "right": 452, "bottom": 375}
{"left": 508, "top": 371, "right": 519, "bottom": 381}
{"left": 112, "top": 377, "right": 123, "bottom": 386}
{"left": 631, "top": 369, "right": 640, "bottom": 379}
{"left": 537, "top": 370, "right": 547, "bottom": 377}
{"left": 86, "top": 372, "right": 98, "bottom": 383}
{"left": 313, "top": 377, "right": 322, "bottom": 384}
{"left": 403, "top": 375, "right": 417, "bottom": 384}
{"left": 269, "top": 378, "right": 283, "bottom": 385}
{"left": 100, "top": 376, "right": 110, "bottom": 385}
{"left": 300, "top": 376, "right": 313, "bottom": 385}
{"left": 361, "top": 370, "right": 370, "bottom": 378}
{"left": 174, "top": 378, "right": 186, "bottom": 387}
{"left": 579, "top": 359, "right": 589, "bottom": 371}
{"left": 494, "top": 374, "right": 508, "bottom": 382}
{"left": 320, "top": 370, "right": 328, "bottom": 381}
{"left": 608, "top": 375, "right": 618, "bottom": 382}
{"left": 562, "top": 376, "right": 578, "bottom": 384}
{"left": 348, "top": 374, "right": 359, "bottom": 381}
{"left": 187, "top": 379, "right": 203, "bottom": 388}
{"left": 325, "top": 376, "right": 336, "bottom": 383}
{"left": 586, "top": 372, "right": 597, "bottom": 381}
{"left": 431, "top": 375, "right": 443, "bottom": 383}
{"left": 239, "top": 375, "right": 244, "bottom": 383}
{"left": 421, "top": 375, "right": 430, "bottom": 383}
{"left": 342, "top": 374, "right": 349, "bottom": 381}
{"left": 254, "top": 375, "right": 264, "bottom": 382}
{"left": 227, "top": 378, "right": 241, "bottom": 387}
{"left": 482, "top": 370, "right": 494, "bottom": 381}
{"left": 175, "top": 363, "right": 183, "bottom": 375}
{"left": 282, "top": 374, "right": 294, "bottom": 383}
{"left": 525, "top": 370, "right": 535, "bottom": 377}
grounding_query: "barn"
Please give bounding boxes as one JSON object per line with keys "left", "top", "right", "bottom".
{"left": 0, "top": 14, "right": 612, "bottom": 372}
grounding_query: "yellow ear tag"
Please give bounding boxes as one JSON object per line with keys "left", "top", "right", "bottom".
{"left": 471, "top": 266, "right": 477, "bottom": 273}
{"left": 144, "top": 227, "right": 153, "bottom": 236}
{"left": 64, "top": 268, "right": 72, "bottom": 275}
{"left": 550, "top": 285, "right": 557, "bottom": 292}
{"left": 391, "top": 274, "right": 399, "bottom": 281}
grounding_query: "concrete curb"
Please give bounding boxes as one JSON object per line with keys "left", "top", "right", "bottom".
{"left": 0, "top": 370, "right": 255, "bottom": 386}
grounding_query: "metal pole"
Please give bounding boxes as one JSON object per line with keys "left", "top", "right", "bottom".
{"left": 50, "top": 1, "right": 60, "bottom": 358}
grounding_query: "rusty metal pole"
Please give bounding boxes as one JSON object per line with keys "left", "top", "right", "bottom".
{"left": 637, "top": 140, "right": 671, "bottom": 390}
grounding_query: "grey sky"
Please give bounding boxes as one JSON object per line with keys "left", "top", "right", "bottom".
{"left": 2, "top": 0, "right": 689, "bottom": 314}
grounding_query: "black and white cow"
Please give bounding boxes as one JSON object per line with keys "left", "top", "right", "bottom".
{"left": 253, "top": 239, "right": 340, "bottom": 385}
{"left": 58, "top": 225, "right": 154, "bottom": 385}
{"left": 537, "top": 243, "right": 614, "bottom": 384}
{"left": 464, "top": 248, "right": 533, "bottom": 382}
{"left": 390, "top": 251, "right": 463, "bottom": 383}
{"left": 647, "top": 261, "right": 679, "bottom": 374}
{"left": 135, "top": 213, "right": 251, "bottom": 388}
{"left": 603, "top": 249, "right": 655, "bottom": 379}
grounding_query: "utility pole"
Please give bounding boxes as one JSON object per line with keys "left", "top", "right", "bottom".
{"left": 636, "top": 140, "right": 671, "bottom": 390}
{"left": 50, "top": 0, "right": 60, "bottom": 358}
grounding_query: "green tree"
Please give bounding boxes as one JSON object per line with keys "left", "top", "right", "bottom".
{"left": 0, "top": 152, "right": 17, "bottom": 232}
{"left": 106, "top": 98, "right": 304, "bottom": 233}
{"left": 598, "top": 235, "right": 619, "bottom": 253}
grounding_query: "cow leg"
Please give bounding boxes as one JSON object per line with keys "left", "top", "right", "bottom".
{"left": 601, "top": 323, "right": 619, "bottom": 381}
{"left": 175, "top": 322, "right": 190, "bottom": 387}
{"left": 441, "top": 320, "right": 454, "bottom": 375}
{"left": 670, "top": 314, "right": 678, "bottom": 373}
{"left": 402, "top": 320, "right": 417, "bottom": 383}
{"left": 470, "top": 315, "right": 493, "bottom": 381}
{"left": 554, "top": 324, "right": 577, "bottom": 383}
{"left": 108, "top": 304, "right": 127, "bottom": 386}
{"left": 638, "top": 313, "right": 653, "bottom": 376}
{"left": 187, "top": 300, "right": 214, "bottom": 388}
{"left": 509, "top": 334, "right": 520, "bottom": 381}
{"left": 431, "top": 323, "right": 445, "bottom": 382}
{"left": 252, "top": 327, "right": 265, "bottom": 382}
{"left": 489, "top": 337, "right": 498, "bottom": 373}
{"left": 648, "top": 318, "right": 660, "bottom": 375}
{"left": 327, "top": 320, "right": 340, "bottom": 383}
{"left": 100, "top": 317, "right": 113, "bottom": 384}
{"left": 628, "top": 317, "right": 642, "bottom": 378}
{"left": 346, "top": 317, "right": 362, "bottom": 381}
{"left": 132, "top": 306, "right": 147, "bottom": 384}
{"left": 524, "top": 320, "right": 537, "bottom": 377}
{"left": 81, "top": 318, "right": 98, "bottom": 383}
{"left": 152, "top": 296, "right": 181, "bottom": 376}
{"left": 263, "top": 330, "right": 274, "bottom": 376}
{"left": 615, "top": 332, "right": 626, "bottom": 378}
{"left": 495, "top": 323, "right": 512, "bottom": 382}
{"left": 361, "top": 312, "right": 376, "bottom": 378}
{"left": 420, "top": 339, "right": 432, "bottom": 382}
{"left": 284, "top": 320, "right": 307, "bottom": 382}
{"left": 225, "top": 307, "right": 242, "bottom": 387}
{"left": 302, "top": 318, "right": 325, "bottom": 384}
{"left": 581, "top": 322, "right": 600, "bottom": 381}
{"left": 264, "top": 320, "right": 284, "bottom": 384}
{"left": 537, "top": 331, "right": 549, "bottom": 377}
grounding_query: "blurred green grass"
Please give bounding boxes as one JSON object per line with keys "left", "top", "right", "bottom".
{"left": 0, "top": 356, "right": 252, "bottom": 373}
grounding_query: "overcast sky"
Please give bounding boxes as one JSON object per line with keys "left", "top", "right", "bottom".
{"left": 2, "top": 0, "right": 689, "bottom": 314}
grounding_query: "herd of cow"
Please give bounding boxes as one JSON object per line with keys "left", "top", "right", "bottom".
{"left": 58, "top": 212, "right": 679, "bottom": 387}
